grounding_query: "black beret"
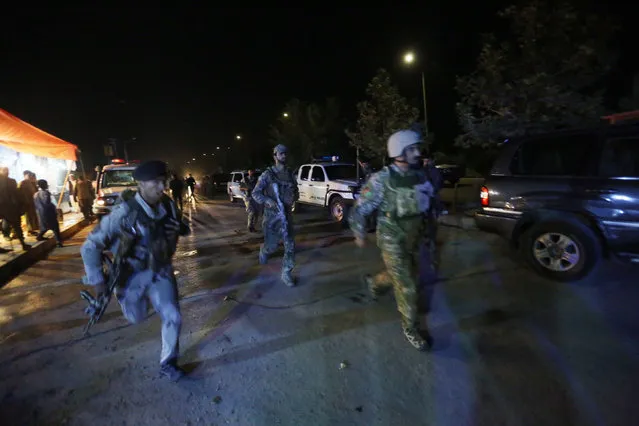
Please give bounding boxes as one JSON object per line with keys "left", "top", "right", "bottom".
{"left": 133, "top": 161, "right": 168, "bottom": 181}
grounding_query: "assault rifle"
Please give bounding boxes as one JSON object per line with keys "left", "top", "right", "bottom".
{"left": 271, "top": 183, "right": 289, "bottom": 242}
{"left": 79, "top": 256, "right": 121, "bottom": 336}
{"left": 80, "top": 224, "right": 137, "bottom": 336}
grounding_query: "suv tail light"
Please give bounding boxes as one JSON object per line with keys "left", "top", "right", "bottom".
{"left": 480, "top": 186, "right": 489, "bottom": 207}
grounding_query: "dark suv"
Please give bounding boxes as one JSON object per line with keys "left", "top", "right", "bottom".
{"left": 475, "top": 121, "right": 639, "bottom": 282}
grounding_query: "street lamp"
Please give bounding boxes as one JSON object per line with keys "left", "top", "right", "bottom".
{"left": 403, "top": 52, "right": 415, "bottom": 64}
{"left": 236, "top": 135, "right": 241, "bottom": 140}
{"left": 283, "top": 112, "right": 289, "bottom": 118}
{"left": 402, "top": 50, "right": 429, "bottom": 143}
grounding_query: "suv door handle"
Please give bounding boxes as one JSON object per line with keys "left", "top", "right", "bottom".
{"left": 585, "top": 188, "right": 618, "bottom": 194}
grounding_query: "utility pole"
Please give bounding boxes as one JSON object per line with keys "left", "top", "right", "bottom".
{"left": 421, "top": 71, "right": 429, "bottom": 150}
{"left": 123, "top": 137, "right": 136, "bottom": 163}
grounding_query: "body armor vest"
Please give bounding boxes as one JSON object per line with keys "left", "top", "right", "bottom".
{"left": 122, "top": 192, "right": 178, "bottom": 273}
{"left": 266, "top": 167, "right": 296, "bottom": 206}
{"left": 379, "top": 167, "right": 430, "bottom": 238}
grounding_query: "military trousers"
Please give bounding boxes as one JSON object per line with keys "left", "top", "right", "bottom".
{"left": 371, "top": 239, "right": 432, "bottom": 328}
{"left": 260, "top": 210, "right": 295, "bottom": 274}
{"left": 245, "top": 199, "right": 261, "bottom": 230}
{"left": 117, "top": 269, "right": 181, "bottom": 365}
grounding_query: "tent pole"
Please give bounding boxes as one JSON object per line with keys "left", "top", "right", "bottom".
{"left": 57, "top": 166, "right": 71, "bottom": 211}
{"left": 78, "top": 149, "right": 87, "bottom": 179}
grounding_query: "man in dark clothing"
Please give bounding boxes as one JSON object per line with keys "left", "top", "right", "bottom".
{"left": 169, "top": 174, "right": 184, "bottom": 210}
{"left": 0, "top": 167, "right": 29, "bottom": 251}
{"left": 19, "top": 170, "right": 39, "bottom": 234}
{"left": 358, "top": 158, "right": 376, "bottom": 232}
{"left": 185, "top": 174, "right": 196, "bottom": 202}
{"left": 74, "top": 175, "right": 96, "bottom": 220}
{"left": 34, "top": 179, "right": 63, "bottom": 247}
{"left": 240, "top": 169, "right": 261, "bottom": 232}
{"left": 358, "top": 158, "right": 373, "bottom": 183}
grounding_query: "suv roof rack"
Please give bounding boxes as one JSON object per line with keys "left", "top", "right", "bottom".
{"left": 601, "top": 110, "right": 639, "bottom": 125}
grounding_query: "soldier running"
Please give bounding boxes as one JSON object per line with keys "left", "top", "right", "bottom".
{"left": 81, "top": 160, "right": 190, "bottom": 381}
{"left": 349, "top": 129, "right": 436, "bottom": 351}
{"left": 251, "top": 144, "right": 299, "bottom": 287}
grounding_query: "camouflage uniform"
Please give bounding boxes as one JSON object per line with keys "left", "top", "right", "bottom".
{"left": 350, "top": 164, "right": 434, "bottom": 348}
{"left": 251, "top": 165, "right": 299, "bottom": 286}
{"left": 82, "top": 187, "right": 188, "bottom": 380}
{"left": 240, "top": 174, "right": 261, "bottom": 232}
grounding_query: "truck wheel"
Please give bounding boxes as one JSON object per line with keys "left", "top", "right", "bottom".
{"left": 228, "top": 192, "right": 235, "bottom": 203}
{"left": 521, "top": 219, "right": 601, "bottom": 282}
{"left": 329, "top": 196, "right": 349, "bottom": 227}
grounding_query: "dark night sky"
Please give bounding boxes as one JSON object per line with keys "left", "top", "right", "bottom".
{"left": 1, "top": 4, "right": 637, "bottom": 170}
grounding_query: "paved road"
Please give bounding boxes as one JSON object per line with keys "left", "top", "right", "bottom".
{"left": 1, "top": 197, "right": 637, "bottom": 426}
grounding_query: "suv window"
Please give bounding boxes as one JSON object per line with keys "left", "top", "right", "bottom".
{"left": 324, "top": 165, "right": 357, "bottom": 180}
{"left": 299, "top": 165, "right": 311, "bottom": 181}
{"left": 600, "top": 137, "right": 639, "bottom": 178}
{"left": 101, "top": 169, "right": 136, "bottom": 188}
{"left": 311, "top": 166, "right": 325, "bottom": 182}
{"left": 232, "top": 173, "right": 243, "bottom": 183}
{"left": 510, "top": 134, "right": 597, "bottom": 176}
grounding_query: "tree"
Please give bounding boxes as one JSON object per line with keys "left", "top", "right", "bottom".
{"left": 269, "top": 98, "right": 343, "bottom": 164}
{"left": 455, "top": 0, "right": 617, "bottom": 150}
{"left": 346, "top": 69, "right": 420, "bottom": 160}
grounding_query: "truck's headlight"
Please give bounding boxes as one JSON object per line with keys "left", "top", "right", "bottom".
{"left": 348, "top": 185, "right": 360, "bottom": 193}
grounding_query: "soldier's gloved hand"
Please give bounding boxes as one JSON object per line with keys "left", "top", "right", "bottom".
{"left": 354, "top": 235, "right": 366, "bottom": 248}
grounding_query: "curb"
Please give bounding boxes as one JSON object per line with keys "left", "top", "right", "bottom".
{"left": 0, "top": 218, "right": 91, "bottom": 286}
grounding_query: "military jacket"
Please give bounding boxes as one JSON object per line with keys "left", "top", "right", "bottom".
{"left": 252, "top": 166, "right": 299, "bottom": 210}
{"left": 81, "top": 192, "right": 187, "bottom": 285}
{"left": 349, "top": 164, "right": 434, "bottom": 243}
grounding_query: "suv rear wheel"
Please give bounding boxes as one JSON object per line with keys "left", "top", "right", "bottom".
{"left": 329, "top": 196, "right": 349, "bottom": 227}
{"left": 521, "top": 219, "right": 601, "bottom": 282}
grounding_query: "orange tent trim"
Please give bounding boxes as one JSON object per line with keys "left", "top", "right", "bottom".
{"left": 601, "top": 110, "right": 639, "bottom": 124}
{"left": 0, "top": 108, "right": 78, "bottom": 161}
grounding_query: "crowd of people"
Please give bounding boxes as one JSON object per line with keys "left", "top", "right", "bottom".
{"left": 0, "top": 168, "right": 97, "bottom": 251}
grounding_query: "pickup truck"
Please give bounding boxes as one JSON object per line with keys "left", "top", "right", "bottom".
{"left": 294, "top": 161, "right": 361, "bottom": 225}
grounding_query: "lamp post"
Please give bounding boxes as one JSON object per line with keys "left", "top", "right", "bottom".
{"left": 403, "top": 51, "right": 429, "bottom": 144}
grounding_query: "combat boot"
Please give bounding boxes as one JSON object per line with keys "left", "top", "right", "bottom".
{"left": 160, "top": 360, "right": 185, "bottom": 382}
{"left": 403, "top": 326, "right": 431, "bottom": 351}
{"left": 362, "top": 274, "right": 389, "bottom": 299}
{"left": 362, "top": 274, "right": 381, "bottom": 299}
{"left": 281, "top": 271, "right": 296, "bottom": 287}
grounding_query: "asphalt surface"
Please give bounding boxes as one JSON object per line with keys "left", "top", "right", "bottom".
{"left": 1, "top": 196, "right": 638, "bottom": 426}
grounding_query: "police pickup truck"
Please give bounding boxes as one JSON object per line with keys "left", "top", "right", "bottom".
{"left": 294, "top": 157, "right": 360, "bottom": 225}
{"left": 93, "top": 159, "right": 139, "bottom": 218}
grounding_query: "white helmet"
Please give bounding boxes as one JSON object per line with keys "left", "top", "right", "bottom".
{"left": 387, "top": 130, "right": 422, "bottom": 158}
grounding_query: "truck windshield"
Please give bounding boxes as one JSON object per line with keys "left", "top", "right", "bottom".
{"left": 324, "top": 165, "right": 357, "bottom": 181}
{"left": 101, "top": 170, "right": 137, "bottom": 188}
